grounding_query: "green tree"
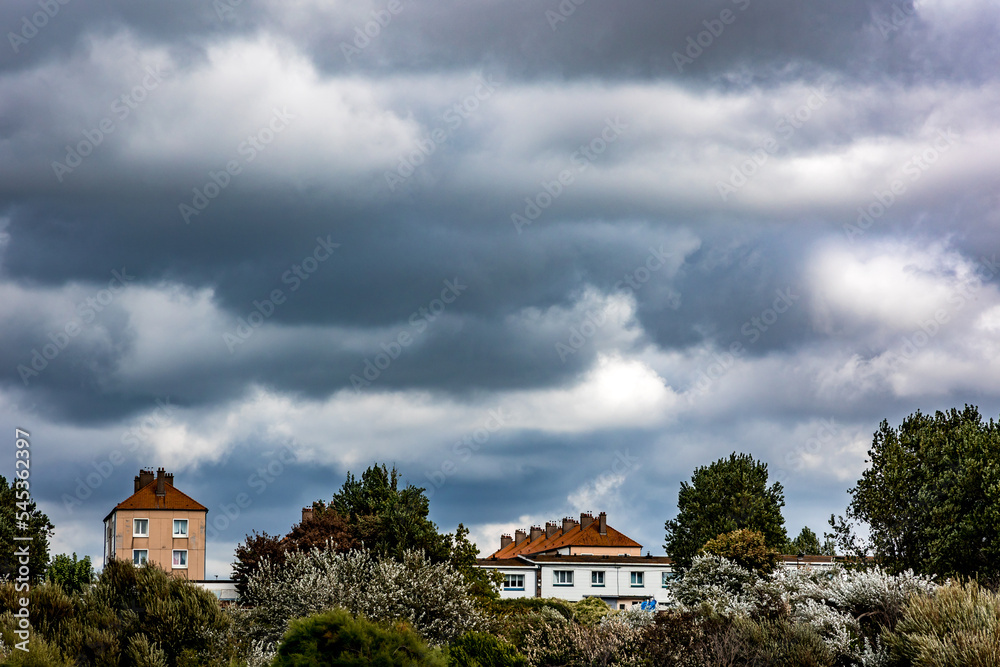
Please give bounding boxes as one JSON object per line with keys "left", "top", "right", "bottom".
{"left": 272, "top": 608, "right": 447, "bottom": 667}
{"left": 701, "top": 529, "right": 781, "bottom": 575}
{"left": 831, "top": 406, "right": 1000, "bottom": 580}
{"left": 326, "top": 464, "right": 451, "bottom": 562}
{"left": 0, "top": 474, "right": 54, "bottom": 582}
{"left": 664, "top": 453, "right": 787, "bottom": 571}
{"left": 785, "top": 526, "right": 834, "bottom": 556}
{"left": 46, "top": 552, "right": 94, "bottom": 594}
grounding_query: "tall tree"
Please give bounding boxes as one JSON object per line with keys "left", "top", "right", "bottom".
{"left": 664, "top": 452, "right": 787, "bottom": 571}
{"left": 0, "top": 474, "right": 54, "bottom": 582}
{"left": 787, "top": 526, "right": 834, "bottom": 555}
{"left": 326, "top": 463, "right": 451, "bottom": 562}
{"left": 46, "top": 552, "right": 94, "bottom": 593}
{"left": 831, "top": 406, "right": 1000, "bottom": 581}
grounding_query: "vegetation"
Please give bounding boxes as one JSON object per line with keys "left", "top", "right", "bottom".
{"left": 46, "top": 552, "right": 95, "bottom": 594}
{"left": 272, "top": 608, "right": 447, "bottom": 667}
{"left": 830, "top": 405, "right": 1000, "bottom": 582}
{"left": 0, "top": 474, "right": 54, "bottom": 582}
{"left": 701, "top": 528, "right": 782, "bottom": 575}
{"left": 664, "top": 452, "right": 788, "bottom": 571}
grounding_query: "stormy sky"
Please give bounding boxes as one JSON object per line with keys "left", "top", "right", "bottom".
{"left": 2, "top": 0, "right": 999, "bottom": 577}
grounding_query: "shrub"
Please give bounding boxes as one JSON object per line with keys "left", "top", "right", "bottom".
{"left": 448, "top": 631, "right": 528, "bottom": 667}
{"left": 272, "top": 608, "right": 447, "bottom": 667}
{"left": 669, "top": 554, "right": 759, "bottom": 617}
{"left": 245, "top": 547, "right": 481, "bottom": 652}
{"left": 701, "top": 529, "right": 782, "bottom": 576}
{"left": 571, "top": 597, "right": 611, "bottom": 626}
{"left": 884, "top": 580, "right": 1000, "bottom": 666}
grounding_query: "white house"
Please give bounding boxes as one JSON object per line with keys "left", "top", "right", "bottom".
{"left": 476, "top": 512, "right": 676, "bottom": 609}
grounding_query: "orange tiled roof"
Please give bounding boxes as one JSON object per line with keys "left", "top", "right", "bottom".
{"left": 489, "top": 520, "right": 641, "bottom": 558}
{"left": 109, "top": 480, "right": 208, "bottom": 515}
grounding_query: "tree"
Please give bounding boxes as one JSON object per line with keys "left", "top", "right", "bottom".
{"left": 786, "top": 526, "right": 834, "bottom": 556}
{"left": 0, "top": 474, "right": 54, "bottom": 582}
{"left": 664, "top": 453, "right": 787, "bottom": 571}
{"left": 701, "top": 529, "right": 781, "bottom": 575}
{"left": 233, "top": 509, "right": 359, "bottom": 604}
{"left": 46, "top": 553, "right": 94, "bottom": 593}
{"left": 830, "top": 406, "right": 1000, "bottom": 580}
{"left": 447, "top": 524, "right": 501, "bottom": 600}
{"left": 326, "top": 464, "right": 451, "bottom": 562}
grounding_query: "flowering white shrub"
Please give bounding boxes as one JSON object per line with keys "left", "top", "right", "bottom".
{"left": 668, "top": 554, "right": 759, "bottom": 617}
{"left": 243, "top": 547, "right": 481, "bottom": 653}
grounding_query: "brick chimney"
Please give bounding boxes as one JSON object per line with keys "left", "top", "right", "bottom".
{"left": 530, "top": 525, "right": 543, "bottom": 541}
{"left": 302, "top": 507, "right": 314, "bottom": 523}
{"left": 134, "top": 469, "right": 155, "bottom": 493}
{"left": 580, "top": 512, "right": 594, "bottom": 529}
{"left": 155, "top": 468, "right": 168, "bottom": 496}
{"left": 562, "top": 516, "right": 578, "bottom": 533}
{"left": 515, "top": 529, "right": 528, "bottom": 545}
{"left": 164, "top": 472, "right": 174, "bottom": 487}
{"left": 545, "top": 521, "right": 558, "bottom": 538}
{"left": 500, "top": 534, "right": 513, "bottom": 549}
{"left": 598, "top": 511, "right": 607, "bottom": 535}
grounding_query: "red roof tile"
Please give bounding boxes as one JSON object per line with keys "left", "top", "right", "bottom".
{"left": 107, "top": 480, "right": 207, "bottom": 517}
{"left": 488, "top": 520, "right": 641, "bottom": 558}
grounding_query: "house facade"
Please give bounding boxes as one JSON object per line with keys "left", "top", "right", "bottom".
{"left": 477, "top": 512, "right": 677, "bottom": 609}
{"left": 103, "top": 468, "right": 208, "bottom": 580}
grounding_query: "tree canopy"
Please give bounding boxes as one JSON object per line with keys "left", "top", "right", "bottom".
{"left": 830, "top": 405, "right": 1000, "bottom": 581}
{"left": 664, "top": 452, "right": 787, "bottom": 570}
{"left": 0, "top": 473, "right": 53, "bottom": 582}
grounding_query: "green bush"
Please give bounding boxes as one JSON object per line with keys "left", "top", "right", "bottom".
{"left": 273, "top": 608, "right": 447, "bottom": 666}
{"left": 701, "top": 529, "right": 782, "bottom": 576}
{"left": 447, "top": 631, "right": 527, "bottom": 667}
{"left": 732, "top": 616, "right": 834, "bottom": 667}
{"left": 570, "top": 597, "right": 611, "bottom": 626}
{"left": 885, "top": 580, "right": 1000, "bottom": 666}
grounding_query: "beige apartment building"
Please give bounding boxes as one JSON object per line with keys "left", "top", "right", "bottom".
{"left": 103, "top": 468, "right": 208, "bottom": 580}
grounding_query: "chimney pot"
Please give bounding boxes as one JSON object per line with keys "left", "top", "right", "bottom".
{"left": 598, "top": 511, "right": 607, "bottom": 535}
{"left": 562, "top": 516, "right": 578, "bottom": 533}
{"left": 545, "top": 521, "right": 558, "bottom": 539}
{"left": 156, "top": 468, "right": 166, "bottom": 496}
{"left": 515, "top": 529, "right": 528, "bottom": 545}
{"left": 530, "top": 525, "right": 543, "bottom": 541}
{"left": 500, "top": 534, "right": 513, "bottom": 549}
{"left": 135, "top": 469, "right": 155, "bottom": 493}
{"left": 580, "top": 512, "right": 594, "bottom": 529}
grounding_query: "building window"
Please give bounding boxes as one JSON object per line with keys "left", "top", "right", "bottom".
{"left": 172, "top": 550, "right": 188, "bottom": 569}
{"left": 662, "top": 572, "right": 677, "bottom": 587}
{"left": 133, "top": 518, "right": 149, "bottom": 537}
{"left": 133, "top": 550, "right": 148, "bottom": 566}
{"left": 504, "top": 574, "right": 525, "bottom": 590}
{"left": 591, "top": 571, "right": 605, "bottom": 586}
{"left": 173, "top": 519, "right": 189, "bottom": 537}
{"left": 553, "top": 570, "right": 574, "bottom": 586}
{"left": 630, "top": 571, "right": 644, "bottom": 587}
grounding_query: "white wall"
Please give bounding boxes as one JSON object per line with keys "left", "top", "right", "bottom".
{"left": 496, "top": 568, "right": 537, "bottom": 600}
{"left": 537, "top": 563, "right": 675, "bottom": 604}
